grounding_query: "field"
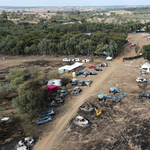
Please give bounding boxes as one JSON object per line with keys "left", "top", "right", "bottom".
{"left": 0, "top": 32, "right": 150, "bottom": 150}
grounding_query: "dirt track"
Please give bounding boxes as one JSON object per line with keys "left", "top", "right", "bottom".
{"left": 32, "top": 33, "right": 150, "bottom": 150}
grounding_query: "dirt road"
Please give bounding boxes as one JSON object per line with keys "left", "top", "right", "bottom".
{"left": 33, "top": 58, "right": 120, "bottom": 150}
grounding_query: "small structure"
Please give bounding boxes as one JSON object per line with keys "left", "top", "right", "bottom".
{"left": 58, "top": 62, "right": 83, "bottom": 74}
{"left": 47, "top": 84, "right": 58, "bottom": 93}
{"left": 141, "top": 62, "right": 150, "bottom": 73}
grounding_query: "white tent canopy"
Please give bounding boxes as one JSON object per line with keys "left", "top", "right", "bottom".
{"left": 141, "top": 62, "right": 150, "bottom": 72}
{"left": 58, "top": 62, "right": 84, "bottom": 74}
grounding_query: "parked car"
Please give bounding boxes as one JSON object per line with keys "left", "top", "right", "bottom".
{"left": 106, "top": 56, "right": 113, "bottom": 61}
{"left": 82, "top": 72, "right": 88, "bottom": 77}
{"left": 72, "top": 58, "right": 80, "bottom": 62}
{"left": 76, "top": 70, "right": 84, "bottom": 75}
{"left": 88, "top": 65, "right": 96, "bottom": 68}
{"left": 73, "top": 116, "right": 89, "bottom": 127}
{"left": 139, "top": 93, "right": 150, "bottom": 99}
{"left": 62, "top": 58, "right": 70, "bottom": 62}
{"left": 99, "top": 62, "right": 108, "bottom": 67}
{"left": 85, "top": 79, "right": 92, "bottom": 86}
{"left": 70, "top": 78, "right": 77, "bottom": 86}
{"left": 78, "top": 80, "right": 86, "bottom": 86}
{"left": 87, "top": 71, "right": 97, "bottom": 75}
{"left": 82, "top": 59, "right": 90, "bottom": 63}
{"left": 39, "top": 109, "right": 54, "bottom": 118}
{"left": 51, "top": 98, "right": 64, "bottom": 106}
{"left": 136, "top": 77, "right": 147, "bottom": 83}
{"left": 36, "top": 116, "right": 52, "bottom": 125}
{"left": 58, "top": 89, "right": 68, "bottom": 97}
{"left": 72, "top": 87, "right": 82, "bottom": 95}
{"left": 94, "top": 67, "right": 103, "bottom": 71}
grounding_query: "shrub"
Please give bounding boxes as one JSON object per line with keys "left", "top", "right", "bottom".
{"left": 47, "top": 69, "right": 60, "bottom": 79}
{"left": 29, "top": 65, "right": 40, "bottom": 79}
{"left": 11, "top": 77, "right": 24, "bottom": 85}
{"left": 6, "top": 67, "right": 24, "bottom": 81}
{"left": 0, "top": 82, "right": 17, "bottom": 98}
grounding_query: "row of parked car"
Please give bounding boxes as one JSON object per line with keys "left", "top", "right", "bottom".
{"left": 63, "top": 58, "right": 90, "bottom": 62}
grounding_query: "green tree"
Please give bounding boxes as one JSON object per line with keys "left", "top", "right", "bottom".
{"left": 38, "top": 38, "right": 50, "bottom": 54}
{"left": 1, "top": 11, "right": 7, "bottom": 19}
{"left": 96, "top": 42, "right": 105, "bottom": 55}
{"left": 29, "top": 65, "right": 40, "bottom": 79}
{"left": 12, "top": 90, "right": 47, "bottom": 123}
{"left": 141, "top": 44, "right": 150, "bottom": 61}
{"left": 61, "top": 76, "right": 71, "bottom": 89}
{"left": 135, "top": 43, "right": 140, "bottom": 54}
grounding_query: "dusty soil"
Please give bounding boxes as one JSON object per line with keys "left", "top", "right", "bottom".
{"left": 31, "top": 32, "right": 150, "bottom": 150}
{"left": 1, "top": 32, "right": 150, "bottom": 150}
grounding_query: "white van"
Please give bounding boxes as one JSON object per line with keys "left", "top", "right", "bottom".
{"left": 47, "top": 79, "right": 62, "bottom": 86}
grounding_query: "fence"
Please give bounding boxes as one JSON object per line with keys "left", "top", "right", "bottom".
{"left": 123, "top": 55, "right": 142, "bottom": 61}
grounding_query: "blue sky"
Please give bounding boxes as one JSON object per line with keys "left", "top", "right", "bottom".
{"left": 0, "top": 0, "right": 149, "bottom": 6}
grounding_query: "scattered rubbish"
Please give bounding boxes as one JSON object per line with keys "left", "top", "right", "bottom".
{"left": 119, "top": 68, "right": 126, "bottom": 70}
{"left": 123, "top": 83, "right": 127, "bottom": 86}
{"left": 116, "top": 84, "right": 118, "bottom": 87}
{"left": 1, "top": 117, "right": 9, "bottom": 121}
{"left": 115, "top": 73, "right": 118, "bottom": 74}
{"left": 136, "top": 65, "right": 140, "bottom": 68}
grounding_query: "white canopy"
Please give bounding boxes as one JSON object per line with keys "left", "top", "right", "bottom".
{"left": 58, "top": 62, "right": 84, "bottom": 74}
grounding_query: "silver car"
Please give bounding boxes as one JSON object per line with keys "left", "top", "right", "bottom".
{"left": 39, "top": 109, "right": 54, "bottom": 118}
{"left": 36, "top": 116, "right": 52, "bottom": 125}
{"left": 85, "top": 79, "right": 92, "bottom": 85}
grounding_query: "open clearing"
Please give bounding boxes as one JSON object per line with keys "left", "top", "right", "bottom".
{"left": 1, "top": 33, "right": 150, "bottom": 150}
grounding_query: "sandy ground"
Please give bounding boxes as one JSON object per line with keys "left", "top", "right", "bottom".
{"left": 31, "top": 33, "right": 150, "bottom": 150}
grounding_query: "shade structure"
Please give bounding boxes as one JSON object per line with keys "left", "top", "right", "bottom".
{"left": 47, "top": 84, "right": 58, "bottom": 93}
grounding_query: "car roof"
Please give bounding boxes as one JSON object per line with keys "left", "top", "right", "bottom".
{"left": 77, "top": 116, "right": 84, "bottom": 119}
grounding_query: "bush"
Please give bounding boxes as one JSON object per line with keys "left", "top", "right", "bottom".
{"left": 11, "top": 77, "right": 24, "bottom": 85}
{"left": 6, "top": 67, "right": 24, "bottom": 81}
{"left": 29, "top": 65, "right": 40, "bottom": 79}
{"left": 47, "top": 69, "right": 60, "bottom": 79}
{"left": 0, "top": 82, "right": 17, "bottom": 98}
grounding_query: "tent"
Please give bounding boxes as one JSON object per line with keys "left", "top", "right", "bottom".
{"left": 141, "top": 63, "right": 150, "bottom": 72}
{"left": 58, "top": 62, "right": 84, "bottom": 74}
{"left": 47, "top": 84, "right": 58, "bottom": 93}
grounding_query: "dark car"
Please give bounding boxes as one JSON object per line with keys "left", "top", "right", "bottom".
{"left": 139, "top": 93, "right": 150, "bottom": 99}
{"left": 99, "top": 62, "right": 108, "bottom": 67}
{"left": 94, "top": 67, "right": 103, "bottom": 71}
{"left": 87, "top": 71, "right": 97, "bottom": 75}
{"left": 78, "top": 80, "right": 86, "bottom": 86}
{"left": 76, "top": 70, "right": 84, "bottom": 75}
{"left": 51, "top": 98, "right": 64, "bottom": 106}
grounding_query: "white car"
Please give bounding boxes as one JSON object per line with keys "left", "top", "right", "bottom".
{"left": 85, "top": 79, "right": 92, "bottom": 85}
{"left": 82, "top": 59, "right": 90, "bottom": 63}
{"left": 106, "top": 56, "right": 113, "bottom": 61}
{"left": 72, "top": 58, "right": 80, "bottom": 62}
{"left": 73, "top": 116, "right": 89, "bottom": 127}
{"left": 63, "top": 58, "right": 70, "bottom": 62}
{"left": 136, "top": 77, "right": 147, "bottom": 83}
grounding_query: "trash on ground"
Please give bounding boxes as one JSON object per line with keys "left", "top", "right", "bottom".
{"left": 1, "top": 117, "right": 9, "bottom": 121}
{"left": 119, "top": 68, "right": 126, "bottom": 70}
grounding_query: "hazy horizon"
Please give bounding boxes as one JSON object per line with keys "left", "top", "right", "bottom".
{"left": 0, "top": 0, "right": 149, "bottom": 7}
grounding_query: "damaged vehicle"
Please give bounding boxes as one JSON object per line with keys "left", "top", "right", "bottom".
{"left": 72, "top": 87, "right": 82, "bottom": 95}
{"left": 17, "top": 137, "right": 35, "bottom": 150}
{"left": 80, "top": 101, "right": 94, "bottom": 112}
{"left": 73, "top": 116, "right": 89, "bottom": 127}
{"left": 136, "top": 77, "right": 147, "bottom": 83}
{"left": 58, "top": 89, "right": 68, "bottom": 97}
{"left": 51, "top": 98, "right": 64, "bottom": 106}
